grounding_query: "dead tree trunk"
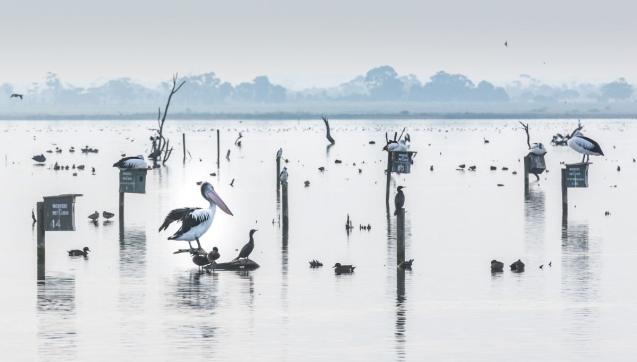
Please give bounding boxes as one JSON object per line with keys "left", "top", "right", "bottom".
{"left": 149, "top": 74, "right": 185, "bottom": 167}
{"left": 322, "top": 116, "right": 335, "bottom": 145}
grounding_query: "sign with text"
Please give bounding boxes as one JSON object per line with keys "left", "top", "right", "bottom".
{"left": 119, "top": 169, "right": 147, "bottom": 194}
{"left": 528, "top": 153, "right": 546, "bottom": 175}
{"left": 565, "top": 163, "right": 589, "bottom": 188}
{"left": 43, "top": 194, "right": 82, "bottom": 231}
{"left": 390, "top": 151, "right": 416, "bottom": 174}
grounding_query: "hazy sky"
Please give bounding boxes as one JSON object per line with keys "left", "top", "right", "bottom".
{"left": 1, "top": 0, "right": 635, "bottom": 88}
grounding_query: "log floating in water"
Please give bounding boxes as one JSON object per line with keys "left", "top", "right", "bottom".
{"left": 205, "top": 258, "right": 260, "bottom": 271}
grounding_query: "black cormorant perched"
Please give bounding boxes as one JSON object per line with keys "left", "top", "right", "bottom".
{"left": 394, "top": 186, "right": 405, "bottom": 215}
{"left": 68, "top": 247, "right": 90, "bottom": 257}
{"left": 234, "top": 229, "right": 257, "bottom": 260}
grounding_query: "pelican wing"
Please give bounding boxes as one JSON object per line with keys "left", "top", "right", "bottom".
{"left": 169, "top": 209, "right": 211, "bottom": 239}
{"left": 578, "top": 136, "right": 604, "bottom": 155}
{"left": 158, "top": 207, "right": 199, "bottom": 232}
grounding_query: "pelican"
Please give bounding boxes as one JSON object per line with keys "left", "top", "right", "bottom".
{"left": 234, "top": 229, "right": 257, "bottom": 261}
{"left": 280, "top": 167, "right": 288, "bottom": 184}
{"left": 112, "top": 155, "right": 148, "bottom": 169}
{"left": 529, "top": 143, "right": 547, "bottom": 156}
{"left": 159, "top": 182, "right": 233, "bottom": 250}
{"left": 567, "top": 131, "right": 604, "bottom": 163}
{"left": 394, "top": 186, "right": 405, "bottom": 215}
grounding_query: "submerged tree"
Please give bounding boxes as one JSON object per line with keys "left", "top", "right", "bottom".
{"left": 149, "top": 74, "right": 186, "bottom": 167}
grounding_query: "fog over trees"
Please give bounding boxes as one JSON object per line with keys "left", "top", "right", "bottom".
{"left": 0, "top": 66, "right": 634, "bottom": 116}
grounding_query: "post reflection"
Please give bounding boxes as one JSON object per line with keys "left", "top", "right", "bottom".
{"left": 524, "top": 188, "right": 545, "bottom": 249}
{"left": 560, "top": 219, "right": 600, "bottom": 351}
{"left": 37, "top": 275, "right": 77, "bottom": 360}
{"left": 395, "top": 268, "right": 407, "bottom": 361}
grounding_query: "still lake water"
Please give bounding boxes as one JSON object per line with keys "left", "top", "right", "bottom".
{"left": 1, "top": 119, "right": 636, "bottom": 361}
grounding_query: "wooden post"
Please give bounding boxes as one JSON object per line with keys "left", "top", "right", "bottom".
{"left": 36, "top": 202, "right": 45, "bottom": 283}
{"left": 561, "top": 168, "right": 568, "bottom": 217}
{"left": 523, "top": 154, "right": 530, "bottom": 195}
{"left": 396, "top": 208, "right": 405, "bottom": 266}
{"left": 182, "top": 133, "right": 186, "bottom": 163}
{"left": 276, "top": 156, "right": 281, "bottom": 191}
{"left": 119, "top": 191, "right": 125, "bottom": 226}
{"left": 216, "top": 129, "right": 220, "bottom": 169}
{"left": 385, "top": 151, "right": 393, "bottom": 207}
{"left": 282, "top": 181, "right": 289, "bottom": 233}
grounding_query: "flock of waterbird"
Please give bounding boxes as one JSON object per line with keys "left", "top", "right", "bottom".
{"left": 40, "top": 119, "right": 608, "bottom": 276}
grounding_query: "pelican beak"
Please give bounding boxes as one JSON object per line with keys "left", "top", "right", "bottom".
{"left": 206, "top": 189, "right": 233, "bottom": 216}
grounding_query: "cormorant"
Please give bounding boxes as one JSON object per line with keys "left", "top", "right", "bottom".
{"left": 234, "top": 229, "right": 257, "bottom": 261}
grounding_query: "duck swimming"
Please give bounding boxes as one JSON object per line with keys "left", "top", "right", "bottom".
{"left": 333, "top": 263, "right": 355, "bottom": 274}
{"left": 68, "top": 247, "right": 90, "bottom": 257}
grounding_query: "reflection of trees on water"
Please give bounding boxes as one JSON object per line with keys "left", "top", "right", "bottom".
{"left": 37, "top": 275, "right": 77, "bottom": 360}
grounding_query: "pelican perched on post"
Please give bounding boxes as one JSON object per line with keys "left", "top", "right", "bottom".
{"left": 113, "top": 155, "right": 148, "bottom": 169}
{"left": 159, "top": 182, "right": 233, "bottom": 250}
{"left": 567, "top": 131, "right": 604, "bottom": 163}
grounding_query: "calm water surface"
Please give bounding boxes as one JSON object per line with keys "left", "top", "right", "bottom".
{"left": 1, "top": 119, "right": 636, "bottom": 361}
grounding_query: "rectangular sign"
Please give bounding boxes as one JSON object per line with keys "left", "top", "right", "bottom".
{"left": 43, "top": 195, "right": 81, "bottom": 231}
{"left": 565, "top": 163, "right": 588, "bottom": 188}
{"left": 119, "top": 169, "right": 147, "bottom": 194}
{"left": 390, "top": 151, "right": 415, "bottom": 174}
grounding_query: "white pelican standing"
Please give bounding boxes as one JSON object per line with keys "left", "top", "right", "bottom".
{"left": 567, "top": 131, "right": 604, "bottom": 163}
{"left": 159, "top": 182, "right": 233, "bottom": 250}
{"left": 113, "top": 155, "right": 148, "bottom": 169}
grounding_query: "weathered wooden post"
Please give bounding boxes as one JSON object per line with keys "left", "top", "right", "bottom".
{"left": 276, "top": 148, "right": 282, "bottom": 192}
{"left": 561, "top": 168, "right": 568, "bottom": 216}
{"left": 37, "top": 194, "right": 82, "bottom": 283}
{"left": 562, "top": 162, "right": 589, "bottom": 216}
{"left": 182, "top": 133, "right": 186, "bottom": 163}
{"left": 385, "top": 151, "right": 393, "bottom": 207}
{"left": 36, "top": 202, "right": 45, "bottom": 282}
{"left": 119, "top": 191, "right": 125, "bottom": 226}
{"left": 282, "top": 180, "right": 289, "bottom": 233}
{"left": 216, "top": 129, "right": 220, "bottom": 169}
{"left": 524, "top": 155, "right": 530, "bottom": 195}
{"left": 396, "top": 208, "right": 405, "bottom": 266}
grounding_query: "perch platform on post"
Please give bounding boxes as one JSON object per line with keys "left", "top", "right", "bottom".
{"left": 206, "top": 258, "right": 260, "bottom": 271}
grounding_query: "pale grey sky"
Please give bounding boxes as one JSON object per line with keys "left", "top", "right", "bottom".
{"left": 0, "top": 0, "right": 635, "bottom": 88}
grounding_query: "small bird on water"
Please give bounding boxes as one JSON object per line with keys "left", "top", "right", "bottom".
{"left": 102, "top": 211, "right": 115, "bottom": 220}
{"left": 68, "top": 247, "right": 90, "bottom": 257}
{"left": 234, "top": 229, "right": 257, "bottom": 261}
{"left": 88, "top": 211, "right": 99, "bottom": 221}
{"left": 333, "top": 263, "right": 355, "bottom": 274}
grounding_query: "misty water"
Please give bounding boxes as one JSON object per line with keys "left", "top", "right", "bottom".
{"left": 1, "top": 119, "right": 636, "bottom": 361}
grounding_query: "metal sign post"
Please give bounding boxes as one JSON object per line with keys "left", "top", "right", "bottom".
{"left": 118, "top": 169, "right": 147, "bottom": 224}
{"left": 385, "top": 151, "right": 417, "bottom": 206}
{"left": 37, "top": 194, "right": 82, "bottom": 282}
{"left": 561, "top": 162, "right": 590, "bottom": 215}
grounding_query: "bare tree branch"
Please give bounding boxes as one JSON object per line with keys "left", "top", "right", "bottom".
{"left": 321, "top": 116, "right": 335, "bottom": 145}
{"left": 519, "top": 121, "right": 531, "bottom": 149}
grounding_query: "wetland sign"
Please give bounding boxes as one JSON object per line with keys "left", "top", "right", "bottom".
{"left": 42, "top": 194, "right": 82, "bottom": 231}
{"left": 565, "top": 163, "right": 589, "bottom": 188}
{"left": 390, "top": 151, "right": 416, "bottom": 174}
{"left": 119, "top": 169, "right": 147, "bottom": 194}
